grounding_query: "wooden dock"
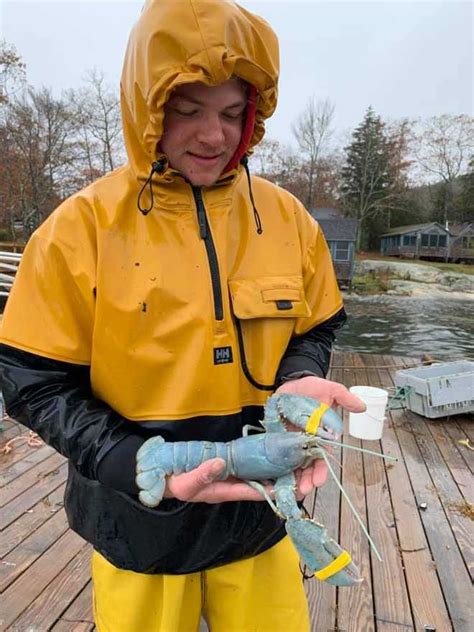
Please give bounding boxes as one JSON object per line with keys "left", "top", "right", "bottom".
{"left": 1, "top": 352, "right": 472, "bottom": 631}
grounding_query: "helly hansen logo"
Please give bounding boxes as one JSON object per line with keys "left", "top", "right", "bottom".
{"left": 214, "top": 346, "right": 233, "bottom": 365}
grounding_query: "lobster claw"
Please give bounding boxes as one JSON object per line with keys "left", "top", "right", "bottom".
{"left": 265, "top": 394, "right": 343, "bottom": 439}
{"left": 285, "top": 518, "right": 362, "bottom": 586}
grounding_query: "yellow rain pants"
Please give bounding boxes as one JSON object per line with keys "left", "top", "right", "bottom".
{"left": 92, "top": 537, "right": 310, "bottom": 632}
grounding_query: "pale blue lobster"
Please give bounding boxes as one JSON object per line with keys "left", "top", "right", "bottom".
{"left": 136, "top": 393, "right": 395, "bottom": 586}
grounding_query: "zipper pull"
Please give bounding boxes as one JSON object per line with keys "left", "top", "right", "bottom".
{"left": 193, "top": 186, "right": 208, "bottom": 239}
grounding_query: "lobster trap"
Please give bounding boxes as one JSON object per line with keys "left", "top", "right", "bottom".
{"left": 394, "top": 360, "right": 474, "bottom": 419}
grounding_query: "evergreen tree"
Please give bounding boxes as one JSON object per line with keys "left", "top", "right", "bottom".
{"left": 341, "top": 108, "right": 396, "bottom": 250}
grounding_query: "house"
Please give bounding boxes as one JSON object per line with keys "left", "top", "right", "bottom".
{"left": 380, "top": 221, "right": 474, "bottom": 262}
{"left": 310, "top": 208, "right": 358, "bottom": 287}
{"left": 448, "top": 222, "right": 474, "bottom": 263}
{"left": 380, "top": 222, "right": 450, "bottom": 260}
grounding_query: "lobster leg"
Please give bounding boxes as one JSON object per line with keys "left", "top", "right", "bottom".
{"left": 274, "top": 472, "right": 362, "bottom": 586}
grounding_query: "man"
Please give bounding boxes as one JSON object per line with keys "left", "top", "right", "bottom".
{"left": 0, "top": 1, "right": 363, "bottom": 630}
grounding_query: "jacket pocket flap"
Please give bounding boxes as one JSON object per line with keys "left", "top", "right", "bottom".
{"left": 229, "top": 277, "right": 311, "bottom": 319}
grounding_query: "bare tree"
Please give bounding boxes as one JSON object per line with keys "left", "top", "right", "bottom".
{"left": 0, "top": 41, "right": 27, "bottom": 236}
{"left": 67, "top": 69, "right": 124, "bottom": 181}
{"left": 5, "top": 87, "right": 77, "bottom": 236}
{"left": 292, "top": 97, "right": 335, "bottom": 208}
{"left": 251, "top": 138, "right": 284, "bottom": 177}
{"left": 413, "top": 114, "right": 474, "bottom": 224}
{"left": 84, "top": 69, "right": 124, "bottom": 172}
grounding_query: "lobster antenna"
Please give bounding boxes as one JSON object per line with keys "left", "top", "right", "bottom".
{"left": 320, "top": 450, "right": 383, "bottom": 562}
{"left": 317, "top": 437, "right": 398, "bottom": 462}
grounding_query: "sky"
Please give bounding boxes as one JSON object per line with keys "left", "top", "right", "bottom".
{"left": 1, "top": 0, "right": 472, "bottom": 147}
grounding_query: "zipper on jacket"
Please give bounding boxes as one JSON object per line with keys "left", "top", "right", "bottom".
{"left": 191, "top": 186, "right": 224, "bottom": 321}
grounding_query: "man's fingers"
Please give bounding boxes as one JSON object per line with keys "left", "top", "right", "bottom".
{"left": 166, "top": 458, "right": 226, "bottom": 500}
{"left": 311, "top": 459, "right": 329, "bottom": 487}
{"left": 295, "top": 460, "right": 329, "bottom": 497}
{"left": 332, "top": 384, "right": 366, "bottom": 412}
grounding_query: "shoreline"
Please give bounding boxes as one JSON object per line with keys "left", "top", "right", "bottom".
{"left": 351, "top": 259, "right": 473, "bottom": 299}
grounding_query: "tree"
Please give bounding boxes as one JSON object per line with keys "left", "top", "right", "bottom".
{"left": 292, "top": 97, "right": 335, "bottom": 208}
{"left": 0, "top": 40, "right": 26, "bottom": 106}
{"left": 456, "top": 155, "right": 474, "bottom": 221}
{"left": 341, "top": 108, "right": 406, "bottom": 250}
{"left": 0, "top": 42, "right": 26, "bottom": 236}
{"left": 4, "top": 87, "right": 77, "bottom": 236}
{"left": 413, "top": 114, "right": 474, "bottom": 224}
{"left": 67, "top": 69, "right": 124, "bottom": 181}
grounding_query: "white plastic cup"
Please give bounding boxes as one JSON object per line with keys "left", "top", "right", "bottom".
{"left": 348, "top": 386, "right": 389, "bottom": 440}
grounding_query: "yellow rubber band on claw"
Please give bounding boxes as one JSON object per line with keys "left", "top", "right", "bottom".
{"left": 314, "top": 550, "right": 352, "bottom": 581}
{"left": 305, "top": 403, "right": 330, "bottom": 435}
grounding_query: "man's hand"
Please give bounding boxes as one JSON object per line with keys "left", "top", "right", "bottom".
{"left": 150, "top": 377, "right": 366, "bottom": 505}
{"left": 163, "top": 458, "right": 273, "bottom": 504}
{"left": 276, "top": 375, "right": 366, "bottom": 412}
{"left": 275, "top": 375, "right": 366, "bottom": 496}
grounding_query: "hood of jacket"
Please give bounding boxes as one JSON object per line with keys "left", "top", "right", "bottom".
{"left": 120, "top": 0, "right": 279, "bottom": 181}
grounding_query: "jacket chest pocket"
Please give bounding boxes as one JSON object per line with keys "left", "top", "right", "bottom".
{"left": 228, "top": 276, "right": 311, "bottom": 389}
{"left": 229, "top": 276, "right": 311, "bottom": 319}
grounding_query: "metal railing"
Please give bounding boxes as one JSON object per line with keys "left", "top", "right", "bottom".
{"left": 0, "top": 251, "right": 22, "bottom": 298}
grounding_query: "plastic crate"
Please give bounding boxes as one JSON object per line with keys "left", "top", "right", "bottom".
{"left": 394, "top": 360, "right": 474, "bottom": 419}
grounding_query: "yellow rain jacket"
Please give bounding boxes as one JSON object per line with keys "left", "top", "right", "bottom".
{"left": 0, "top": 0, "right": 344, "bottom": 573}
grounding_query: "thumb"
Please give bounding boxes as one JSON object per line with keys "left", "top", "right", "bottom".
{"left": 195, "top": 458, "right": 226, "bottom": 485}
{"left": 170, "top": 458, "right": 226, "bottom": 501}
{"left": 334, "top": 387, "right": 366, "bottom": 413}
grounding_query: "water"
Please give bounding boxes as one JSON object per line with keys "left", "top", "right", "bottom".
{"left": 336, "top": 295, "right": 474, "bottom": 360}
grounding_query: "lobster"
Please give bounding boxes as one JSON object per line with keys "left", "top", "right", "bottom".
{"left": 136, "top": 393, "right": 396, "bottom": 586}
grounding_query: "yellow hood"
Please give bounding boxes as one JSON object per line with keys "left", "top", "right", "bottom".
{"left": 120, "top": 0, "right": 279, "bottom": 179}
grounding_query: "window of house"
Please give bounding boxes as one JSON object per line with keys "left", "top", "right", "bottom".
{"left": 403, "top": 235, "right": 416, "bottom": 246}
{"left": 422, "top": 233, "right": 447, "bottom": 248}
{"left": 331, "top": 241, "right": 350, "bottom": 261}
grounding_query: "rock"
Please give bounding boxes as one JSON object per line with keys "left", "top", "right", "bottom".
{"left": 355, "top": 260, "right": 474, "bottom": 297}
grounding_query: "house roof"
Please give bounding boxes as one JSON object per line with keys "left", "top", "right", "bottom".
{"left": 448, "top": 222, "right": 473, "bottom": 236}
{"left": 380, "top": 222, "right": 450, "bottom": 237}
{"left": 317, "top": 217, "right": 358, "bottom": 241}
{"left": 310, "top": 207, "right": 343, "bottom": 219}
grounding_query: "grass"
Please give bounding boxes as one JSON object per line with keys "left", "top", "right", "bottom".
{"left": 351, "top": 270, "right": 393, "bottom": 295}
{"left": 357, "top": 252, "right": 474, "bottom": 276}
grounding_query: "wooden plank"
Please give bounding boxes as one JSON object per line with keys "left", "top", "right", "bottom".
{"left": 9, "top": 543, "right": 91, "bottom": 631}
{"left": 456, "top": 416, "right": 474, "bottom": 442}
{"left": 304, "top": 350, "right": 342, "bottom": 632}
{"left": 376, "top": 356, "right": 453, "bottom": 632}
{"left": 0, "top": 507, "right": 69, "bottom": 592}
{"left": 360, "top": 354, "right": 413, "bottom": 631}
{"left": 434, "top": 420, "right": 474, "bottom": 502}
{"left": 0, "top": 444, "right": 55, "bottom": 486}
{"left": 52, "top": 580, "right": 94, "bottom": 628}
{"left": 337, "top": 352, "right": 375, "bottom": 632}
{"left": 0, "top": 461, "right": 67, "bottom": 529}
{"left": 0, "top": 529, "right": 86, "bottom": 629}
{"left": 442, "top": 420, "right": 474, "bottom": 476}
{"left": 49, "top": 622, "right": 94, "bottom": 632}
{"left": 0, "top": 418, "right": 18, "bottom": 433}
{"left": 1, "top": 483, "right": 65, "bottom": 557}
{"left": 412, "top": 417, "right": 474, "bottom": 580}
{"left": 0, "top": 422, "right": 24, "bottom": 447}
{"left": 386, "top": 356, "right": 473, "bottom": 632}
{"left": 1, "top": 451, "right": 65, "bottom": 506}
